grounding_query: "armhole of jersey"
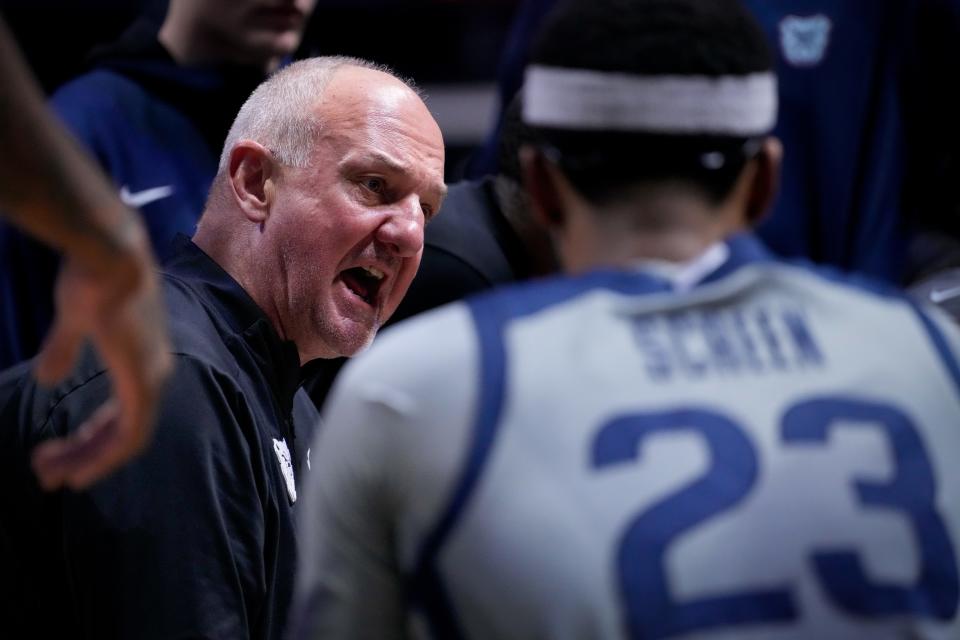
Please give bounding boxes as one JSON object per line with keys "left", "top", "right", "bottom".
{"left": 406, "top": 298, "right": 509, "bottom": 640}
{"left": 908, "top": 301, "right": 960, "bottom": 396}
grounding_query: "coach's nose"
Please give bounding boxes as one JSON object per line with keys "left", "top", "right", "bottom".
{"left": 376, "top": 194, "right": 424, "bottom": 258}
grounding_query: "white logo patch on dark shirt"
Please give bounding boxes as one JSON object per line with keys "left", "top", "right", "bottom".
{"left": 273, "top": 438, "right": 297, "bottom": 503}
{"left": 779, "top": 14, "right": 832, "bottom": 67}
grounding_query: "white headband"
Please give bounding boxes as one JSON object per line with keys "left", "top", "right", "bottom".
{"left": 523, "top": 65, "right": 777, "bottom": 136}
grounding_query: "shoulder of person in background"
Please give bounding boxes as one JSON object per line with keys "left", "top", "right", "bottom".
{"left": 908, "top": 266, "right": 960, "bottom": 323}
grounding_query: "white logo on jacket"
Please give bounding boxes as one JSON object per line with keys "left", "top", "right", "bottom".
{"left": 779, "top": 14, "right": 832, "bottom": 67}
{"left": 273, "top": 438, "right": 297, "bottom": 503}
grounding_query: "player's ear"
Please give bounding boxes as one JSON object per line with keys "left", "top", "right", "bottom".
{"left": 228, "top": 141, "right": 276, "bottom": 224}
{"left": 744, "top": 136, "right": 782, "bottom": 225}
{"left": 520, "top": 144, "right": 566, "bottom": 230}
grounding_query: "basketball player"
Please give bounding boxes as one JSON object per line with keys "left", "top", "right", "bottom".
{"left": 291, "top": 1, "right": 960, "bottom": 637}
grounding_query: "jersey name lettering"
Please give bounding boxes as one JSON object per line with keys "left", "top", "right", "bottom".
{"left": 632, "top": 305, "right": 824, "bottom": 381}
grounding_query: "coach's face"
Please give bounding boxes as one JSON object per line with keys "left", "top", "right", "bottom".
{"left": 265, "top": 67, "right": 445, "bottom": 361}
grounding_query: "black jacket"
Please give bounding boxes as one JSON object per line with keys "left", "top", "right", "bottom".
{"left": 0, "top": 237, "right": 318, "bottom": 639}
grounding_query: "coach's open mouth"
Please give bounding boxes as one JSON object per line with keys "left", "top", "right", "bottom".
{"left": 340, "top": 266, "right": 385, "bottom": 305}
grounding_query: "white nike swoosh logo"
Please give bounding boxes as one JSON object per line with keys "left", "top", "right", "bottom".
{"left": 119, "top": 184, "right": 174, "bottom": 208}
{"left": 930, "top": 284, "right": 960, "bottom": 304}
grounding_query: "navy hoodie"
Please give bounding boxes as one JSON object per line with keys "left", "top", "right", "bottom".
{"left": 0, "top": 18, "right": 266, "bottom": 368}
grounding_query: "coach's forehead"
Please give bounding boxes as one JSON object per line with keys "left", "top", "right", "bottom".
{"left": 311, "top": 66, "right": 444, "bottom": 180}
{"left": 318, "top": 67, "right": 419, "bottom": 123}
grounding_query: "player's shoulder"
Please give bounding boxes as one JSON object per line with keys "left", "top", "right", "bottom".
{"left": 323, "top": 303, "right": 481, "bottom": 471}
{"left": 50, "top": 69, "right": 147, "bottom": 117}
{"left": 745, "top": 260, "right": 960, "bottom": 370}
{"left": 327, "top": 302, "right": 484, "bottom": 451}
{"left": 770, "top": 258, "right": 905, "bottom": 299}
{"left": 769, "top": 259, "right": 959, "bottom": 328}
{"left": 349, "top": 302, "right": 478, "bottom": 387}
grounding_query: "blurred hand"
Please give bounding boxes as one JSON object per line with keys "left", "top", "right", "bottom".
{"left": 30, "top": 245, "right": 172, "bottom": 490}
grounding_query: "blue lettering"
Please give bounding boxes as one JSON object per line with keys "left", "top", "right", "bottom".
{"left": 633, "top": 317, "right": 672, "bottom": 381}
{"left": 782, "top": 310, "right": 824, "bottom": 368}
{"left": 756, "top": 309, "right": 788, "bottom": 369}
{"left": 701, "top": 311, "right": 741, "bottom": 374}
{"left": 732, "top": 311, "right": 764, "bottom": 372}
{"left": 668, "top": 313, "right": 707, "bottom": 378}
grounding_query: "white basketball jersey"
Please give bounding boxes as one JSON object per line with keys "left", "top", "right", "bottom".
{"left": 292, "top": 235, "right": 960, "bottom": 640}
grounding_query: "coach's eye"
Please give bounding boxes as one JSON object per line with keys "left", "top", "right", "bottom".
{"left": 362, "top": 177, "right": 385, "bottom": 194}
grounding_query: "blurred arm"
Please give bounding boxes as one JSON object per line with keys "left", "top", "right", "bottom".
{"left": 0, "top": 16, "right": 172, "bottom": 489}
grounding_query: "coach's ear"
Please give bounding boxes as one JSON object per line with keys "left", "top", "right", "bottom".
{"left": 228, "top": 140, "right": 276, "bottom": 224}
{"left": 744, "top": 136, "right": 783, "bottom": 225}
{"left": 520, "top": 144, "right": 567, "bottom": 231}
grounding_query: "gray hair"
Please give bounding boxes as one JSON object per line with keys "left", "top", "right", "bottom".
{"left": 217, "top": 56, "right": 410, "bottom": 171}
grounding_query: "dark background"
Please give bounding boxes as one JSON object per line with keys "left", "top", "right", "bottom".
{"left": 1, "top": 0, "right": 522, "bottom": 180}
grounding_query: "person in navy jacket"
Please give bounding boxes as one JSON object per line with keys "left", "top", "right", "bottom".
{"left": 0, "top": 0, "right": 318, "bottom": 368}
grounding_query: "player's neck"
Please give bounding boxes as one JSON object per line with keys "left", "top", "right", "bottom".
{"left": 563, "top": 231, "right": 725, "bottom": 274}
{"left": 556, "top": 192, "right": 744, "bottom": 274}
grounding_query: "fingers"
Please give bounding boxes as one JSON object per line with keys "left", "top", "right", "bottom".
{"left": 33, "top": 313, "right": 173, "bottom": 491}
{"left": 31, "top": 345, "right": 170, "bottom": 491}
{"left": 33, "top": 314, "right": 84, "bottom": 386}
{"left": 31, "top": 252, "right": 173, "bottom": 491}
{"left": 33, "top": 305, "right": 172, "bottom": 491}
{"left": 31, "top": 400, "right": 126, "bottom": 490}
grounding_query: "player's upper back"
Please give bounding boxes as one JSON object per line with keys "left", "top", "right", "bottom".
{"left": 331, "top": 234, "right": 960, "bottom": 639}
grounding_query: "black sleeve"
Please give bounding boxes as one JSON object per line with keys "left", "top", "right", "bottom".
{"left": 57, "top": 356, "right": 266, "bottom": 639}
{"left": 387, "top": 246, "right": 492, "bottom": 325}
{"left": 904, "top": 0, "right": 960, "bottom": 237}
